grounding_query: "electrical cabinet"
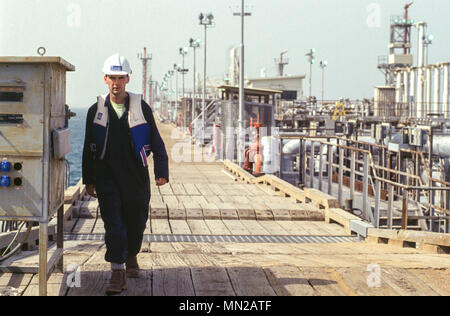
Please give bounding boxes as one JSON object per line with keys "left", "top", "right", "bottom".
{"left": 0, "top": 57, "right": 75, "bottom": 220}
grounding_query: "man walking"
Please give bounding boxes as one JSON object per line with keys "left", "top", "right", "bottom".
{"left": 82, "top": 54, "right": 169, "bottom": 295}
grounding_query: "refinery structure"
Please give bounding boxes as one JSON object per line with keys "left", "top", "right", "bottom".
{"left": 0, "top": 2, "right": 449, "bottom": 297}
{"left": 150, "top": 3, "right": 450, "bottom": 234}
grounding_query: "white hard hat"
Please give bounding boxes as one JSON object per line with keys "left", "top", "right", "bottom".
{"left": 102, "top": 53, "right": 132, "bottom": 75}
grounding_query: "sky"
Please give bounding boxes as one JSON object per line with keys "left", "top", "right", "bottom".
{"left": 0, "top": 0, "right": 448, "bottom": 108}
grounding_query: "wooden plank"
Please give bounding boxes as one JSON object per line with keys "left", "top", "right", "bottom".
{"left": 218, "top": 195, "right": 234, "bottom": 203}
{"left": 264, "top": 266, "right": 316, "bottom": 296}
{"left": 207, "top": 184, "right": 227, "bottom": 196}
{"left": 205, "top": 195, "right": 222, "bottom": 204}
{"left": 199, "top": 202, "right": 221, "bottom": 220}
{"left": 245, "top": 184, "right": 267, "bottom": 196}
{"left": 290, "top": 221, "right": 326, "bottom": 235}
{"left": 77, "top": 200, "right": 98, "bottom": 219}
{"left": 64, "top": 185, "right": 80, "bottom": 205}
{"left": 66, "top": 269, "right": 109, "bottom": 296}
{"left": 240, "top": 220, "right": 270, "bottom": 235}
{"left": 151, "top": 219, "right": 172, "bottom": 234}
{"left": 257, "top": 221, "right": 289, "bottom": 235}
{"left": 332, "top": 267, "right": 399, "bottom": 296}
{"left": 409, "top": 269, "right": 450, "bottom": 296}
{"left": 222, "top": 220, "right": 251, "bottom": 235}
{"left": 169, "top": 220, "right": 192, "bottom": 235}
{"left": 234, "top": 183, "right": 253, "bottom": 197}
{"left": 233, "top": 203, "right": 256, "bottom": 220}
{"left": 256, "top": 184, "right": 280, "bottom": 196}
{"left": 191, "top": 267, "right": 235, "bottom": 296}
{"left": 72, "top": 218, "right": 96, "bottom": 234}
{"left": 309, "top": 222, "right": 348, "bottom": 236}
{"left": 159, "top": 184, "right": 174, "bottom": 195}
{"left": 150, "top": 202, "right": 168, "bottom": 219}
{"left": 325, "top": 208, "right": 361, "bottom": 234}
{"left": 270, "top": 209, "right": 292, "bottom": 221}
{"left": 214, "top": 202, "right": 239, "bottom": 220}
{"left": 186, "top": 220, "right": 211, "bottom": 235}
{"left": 292, "top": 221, "right": 326, "bottom": 235}
{"left": 119, "top": 270, "right": 152, "bottom": 296}
{"left": 150, "top": 195, "right": 164, "bottom": 203}
{"left": 300, "top": 268, "right": 347, "bottom": 296}
{"left": 227, "top": 267, "right": 276, "bottom": 296}
{"left": 167, "top": 203, "right": 186, "bottom": 220}
{"left": 276, "top": 221, "right": 313, "bottom": 235}
{"left": 289, "top": 203, "right": 324, "bottom": 221}
{"left": 162, "top": 195, "right": 178, "bottom": 205}
{"left": 195, "top": 184, "right": 214, "bottom": 196}
{"left": 204, "top": 220, "right": 231, "bottom": 235}
{"left": 304, "top": 188, "right": 340, "bottom": 209}
{"left": 254, "top": 209, "right": 274, "bottom": 221}
{"left": 182, "top": 202, "right": 203, "bottom": 220}
{"left": 91, "top": 220, "right": 105, "bottom": 234}
{"left": 170, "top": 183, "right": 187, "bottom": 195}
{"left": 183, "top": 183, "right": 201, "bottom": 196}
{"left": 231, "top": 195, "right": 252, "bottom": 204}
{"left": 382, "top": 268, "right": 441, "bottom": 296}
{"left": 397, "top": 230, "right": 450, "bottom": 247}
{"left": 152, "top": 267, "right": 195, "bottom": 296}
{"left": 191, "top": 195, "right": 208, "bottom": 205}
{"left": 0, "top": 273, "right": 34, "bottom": 296}
{"left": 176, "top": 195, "right": 194, "bottom": 204}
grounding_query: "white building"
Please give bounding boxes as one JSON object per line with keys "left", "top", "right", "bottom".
{"left": 247, "top": 75, "right": 305, "bottom": 101}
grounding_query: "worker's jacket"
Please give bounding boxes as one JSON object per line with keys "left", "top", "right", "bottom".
{"left": 82, "top": 93, "right": 169, "bottom": 186}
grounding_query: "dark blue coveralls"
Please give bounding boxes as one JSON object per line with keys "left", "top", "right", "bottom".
{"left": 82, "top": 94, "right": 169, "bottom": 264}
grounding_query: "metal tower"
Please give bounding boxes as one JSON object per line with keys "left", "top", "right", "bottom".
{"left": 275, "top": 51, "right": 289, "bottom": 77}
{"left": 378, "top": 3, "right": 414, "bottom": 86}
{"left": 138, "top": 47, "right": 152, "bottom": 103}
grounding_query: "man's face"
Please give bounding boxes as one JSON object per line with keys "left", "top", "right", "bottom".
{"left": 104, "top": 75, "right": 130, "bottom": 96}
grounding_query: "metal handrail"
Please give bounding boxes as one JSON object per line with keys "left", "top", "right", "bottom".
{"left": 281, "top": 135, "right": 450, "bottom": 219}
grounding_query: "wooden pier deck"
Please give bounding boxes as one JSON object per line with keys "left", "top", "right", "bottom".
{"left": 1, "top": 121, "right": 449, "bottom": 296}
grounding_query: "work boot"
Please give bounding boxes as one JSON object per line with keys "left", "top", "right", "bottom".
{"left": 105, "top": 269, "right": 127, "bottom": 296}
{"left": 126, "top": 256, "right": 140, "bottom": 278}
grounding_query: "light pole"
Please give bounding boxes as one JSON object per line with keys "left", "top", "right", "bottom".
{"left": 233, "top": 0, "right": 252, "bottom": 164}
{"left": 189, "top": 38, "right": 200, "bottom": 125}
{"left": 199, "top": 12, "right": 214, "bottom": 145}
{"left": 168, "top": 70, "right": 175, "bottom": 122}
{"left": 423, "top": 34, "right": 434, "bottom": 66}
{"left": 173, "top": 64, "right": 180, "bottom": 117}
{"left": 319, "top": 60, "right": 328, "bottom": 107}
{"left": 179, "top": 47, "right": 189, "bottom": 100}
{"left": 305, "top": 48, "right": 316, "bottom": 103}
{"left": 161, "top": 73, "right": 170, "bottom": 119}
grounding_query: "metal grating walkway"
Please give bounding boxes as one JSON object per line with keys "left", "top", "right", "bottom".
{"left": 65, "top": 233, "right": 361, "bottom": 244}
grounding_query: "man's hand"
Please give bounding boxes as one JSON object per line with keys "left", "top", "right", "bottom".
{"left": 86, "top": 184, "right": 97, "bottom": 198}
{"left": 155, "top": 178, "right": 168, "bottom": 186}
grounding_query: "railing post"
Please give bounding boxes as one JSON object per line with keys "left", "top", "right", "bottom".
{"left": 338, "top": 144, "right": 344, "bottom": 207}
{"left": 319, "top": 143, "right": 324, "bottom": 191}
{"left": 374, "top": 179, "right": 381, "bottom": 228}
{"left": 401, "top": 189, "right": 409, "bottom": 230}
{"left": 363, "top": 153, "right": 370, "bottom": 222}
{"left": 302, "top": 139, "right": 307, "bottom": 188}
{"left": 327, "top": 143, "right": 333, "bottom": 195}
{"left": 350, "top": 149, "right": 356, "bottom": 201}
{"left": 310, "top": 141, "right": 315, "bottom": 188}
{"left": 388, "top": 184, "right": 394, "bottom": 229}
{"left": 297, "top": 138, "right": 302, "bottom": 187}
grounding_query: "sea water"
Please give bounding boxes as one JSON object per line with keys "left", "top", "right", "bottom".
{"left": 67, "top": 107, "right": 88, "bottom": 186}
